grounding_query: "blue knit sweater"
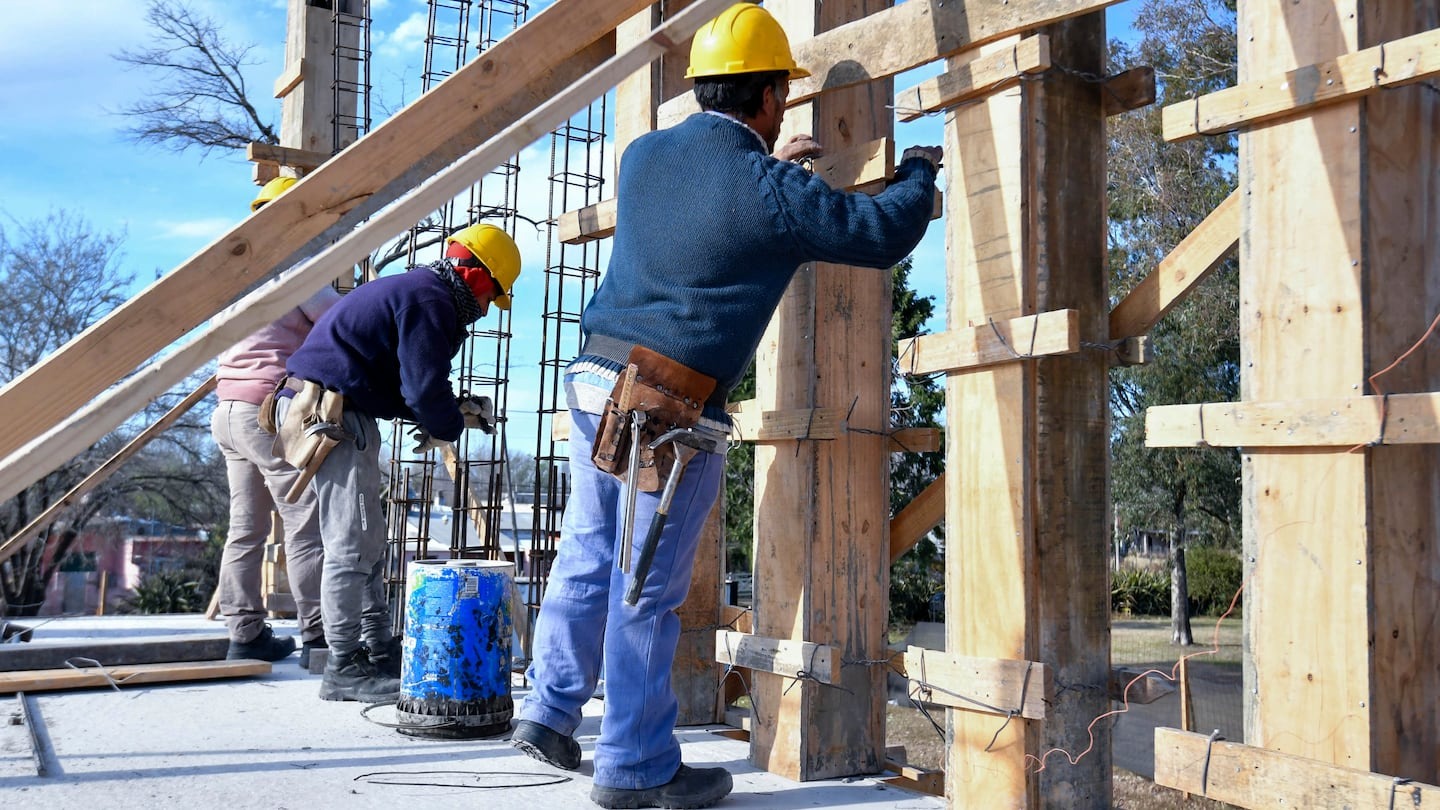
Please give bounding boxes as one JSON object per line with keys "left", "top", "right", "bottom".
{"left": 579, "top": 112, "right": 938, "bottom": 412}
{"left": 287, "top": 268, "right": 468, "bottom": 441}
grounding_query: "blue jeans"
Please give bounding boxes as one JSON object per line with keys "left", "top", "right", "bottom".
{"left": 521, "top": 408, "right": 724, "bottom": 790}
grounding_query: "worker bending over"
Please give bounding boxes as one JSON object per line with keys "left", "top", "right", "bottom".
{"left": 513, "top": 4, "right": 942, "bottom": 808}
{"left": 275, "top": 222, "right": 520, "bottom": 702}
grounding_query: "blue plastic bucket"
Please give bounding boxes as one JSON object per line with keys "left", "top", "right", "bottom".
{"left": 396, "top": 559, "right": 514, "bottom": 738}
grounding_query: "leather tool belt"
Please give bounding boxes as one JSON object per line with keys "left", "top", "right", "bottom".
{"left": 271, "top": 377, "right": 352, "bottom": 503}
{"left": 257, "top": 376, "right": 306, "bottom": 435}
{"left": 592, "top": 346, "right": 717, "bottom": 492}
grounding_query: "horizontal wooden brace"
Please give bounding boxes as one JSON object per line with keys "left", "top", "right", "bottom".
{"left": 889, "top": 427, "right": 941, "bottom": 453}
{"left": 1154, "top": 727, "right": 1440, "bottom": 808}
{"left": 902, "top": 646, "right": 1050, "bottom": 720}
{"left": 273, "top": 58, "right": 305, "bottom": 98}
{"left": 245, "top": 141, "right": 330, "bottom": 172}
{"left": 558, "top": 137, "right": 894, "bottom": 245}
{"left": 726, "top": 403, "right": 844, "bottom": 443}
{"left": 1163, "top": 26, "right": 1440, "bottom": 142}
{"left": 1101, "top": 66, "right": 1157, "bottom": 116}
{"left": 1109, "top": 189, "right": 1240, "bottom": 340}
{"left": 1146, "top": 391, "right": 1440, "bottom": 448}
{"left": 715, "top": 631, "right": 837, "bottom": 685}
{"left": 895, "top": 36, "right": 1051, "bottom": 122}
{"left": 658, "top": 0, "right": 1125, "bottom": 127}
{"left": 883, "top": 759, "right": 945, "bottom": 796}
{"left": 892, "top": 649, "right": 1173, "bottom": 706}
{"left": 897, "top": 309, "right": 1080, "bottom": 376}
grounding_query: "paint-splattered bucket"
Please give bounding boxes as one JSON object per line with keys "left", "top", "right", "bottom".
{"left": 396, "top": 559, "right": 513, "bottom": 738}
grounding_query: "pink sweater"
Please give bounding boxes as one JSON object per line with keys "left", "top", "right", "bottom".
{"left": 216, "top": 286, "right": 342, "bottom": 404}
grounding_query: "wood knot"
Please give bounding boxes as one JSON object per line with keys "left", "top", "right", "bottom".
{"left": 481, "top": 59, "right": 494, "bottom": 73}
{"left": 230, "top": 241, "right": 249, "bottom": 256}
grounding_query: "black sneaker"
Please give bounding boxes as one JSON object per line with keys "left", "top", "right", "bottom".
{"left": 590, "top": 764, "right": 733, "bottom": 809}
{"left": 299, "top": 636, "right": 327, "bottom": 669}
{"left": 369, "top": 636, "right": 403, "bottom": 679}
{"left": 226, "top": 625, "right": 297, "bottom": 662}
{"left": 318, "top": 648, "right": 401, "bottom": 702}
{"left": 511, "top": 719, "right": 581, "bottom": 770}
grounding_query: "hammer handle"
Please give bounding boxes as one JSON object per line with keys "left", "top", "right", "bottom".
{"left": 624, "top": 513, "right": 668, "bottom": 606}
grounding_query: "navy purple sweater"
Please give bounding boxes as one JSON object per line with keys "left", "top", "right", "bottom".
{"left": 579, "top": 112, "right": 938, "bottom": 415}
{"left": 287, "top": 269, "right": 467, "bottom": 441}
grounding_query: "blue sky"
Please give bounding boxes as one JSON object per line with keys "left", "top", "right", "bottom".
{"left": 0, "top": 0, "right": 1139, "bottom": 454}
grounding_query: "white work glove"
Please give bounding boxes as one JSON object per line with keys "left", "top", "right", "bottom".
{"left": 901, "top": 145, "right": 944, "bottom": 172}
{"left": 458, "top": 394, "right": 496, "bottom": 434}
{"left": 409, "top": 425, "right": 446, "bottom": 455}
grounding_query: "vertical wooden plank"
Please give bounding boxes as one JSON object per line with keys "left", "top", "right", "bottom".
{"left": 281, "top": 0, "right": 337, "bottom": 156}
{"left": 1238, "top": 0, "right": 1371, "bottom": 769}
{"left": 1359, "top": 2, "right": 1440, "bottom": 784}
{"left": 750, "top": 0, "right": 894, "bottom": 780}
{"left": 944, "top": 39, "right": 1037, "bottom": 808}
{"left": 945, "top": 15, "right": 1110, "bottom": 808}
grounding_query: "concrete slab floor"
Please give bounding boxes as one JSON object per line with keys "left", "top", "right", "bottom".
{"left": 1, "top": 615, "right": 942, "bottom": 809}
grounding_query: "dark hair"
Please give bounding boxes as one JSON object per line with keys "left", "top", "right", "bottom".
{"left": 693, "top": 70, "right": 788, "bottom": 118}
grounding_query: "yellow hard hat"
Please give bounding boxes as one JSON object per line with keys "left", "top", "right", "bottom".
{"left": 251, "top": 176, "right": 297, "bottom": 212}
{"left": 685, "top": 3, "right": 810, "bottom": 80}
{"left": 445, "top": 223, "right": 521, "bottom": 311}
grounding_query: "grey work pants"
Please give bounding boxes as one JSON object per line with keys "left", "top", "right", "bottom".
{"left": 211, "top": 400, "right": 325, "bottom": 644}
{"left": 276, "top": 397, "right": 393, "bottom": 656}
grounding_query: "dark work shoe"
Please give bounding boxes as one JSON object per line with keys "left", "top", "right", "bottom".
{"left": 226, "top": 625, "right": 297, "bottom": 662}
{"left": 299, "top": 636, "right": 327, "bottom": 669}
{"left": 511, "top": 719, "right": 581, "bottom": 771}
{"left": 369, "top": 636, "right": 403, "bottom": 679}
{"left": 590, "top": 765, "right": 733, "bottom": 809}
{"left": 318, "top": 648, "right": 401, "bottom": 702}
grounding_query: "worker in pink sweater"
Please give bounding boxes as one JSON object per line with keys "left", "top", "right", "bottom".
{"left": 212, "top": 177, "right": 340, "bottom": 665}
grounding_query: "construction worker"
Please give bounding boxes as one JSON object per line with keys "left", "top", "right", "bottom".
{"left": 277, "top": 221, "right": 520, "bottom": 702}
{"left": 213, "top": 176, "right": 337, "bottom": 665}
{"left": 513, "top": 4, "right": 942, "bottom": 808}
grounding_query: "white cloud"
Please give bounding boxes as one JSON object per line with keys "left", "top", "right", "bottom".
{"left": 377, "top": 12, "right": 429, "bottom": 59}
{"left": 153, "top": 218, "right": 234, "bottom": 241}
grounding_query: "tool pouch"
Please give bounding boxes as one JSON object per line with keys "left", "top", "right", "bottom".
{"left": 256, "top": 377, "right": 291, "bottom": 435}
{"left": 272, "top": 379, "right": 349, "bottom": 503}
{"left": 591, "top": 346, "right": 716, "bottom": 492}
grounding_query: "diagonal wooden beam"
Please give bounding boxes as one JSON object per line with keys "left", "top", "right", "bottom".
{"left": 0, "top": 0, "right": 654, "bottom": 465}
{"left": 0, "top": 0, "right": 737, "bottom": 505}
{"left": 0, "top": 376, "right": 216, "bottom": 568}
{"left": 889, "top": 472, "right": 945, "bottom": 563}
{"left": 1163, "top": 27, "right": 1440, "bottom": 142}
{"left": 895, "top": 36, "right": 1052, "bottom": 123}
{"left": 1108, "top": 189, "right": 1240, "bottom": 340}
{"left": 658, "top": 0, "right": 1126, "bottom": 127}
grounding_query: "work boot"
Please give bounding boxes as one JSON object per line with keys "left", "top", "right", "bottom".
{"left": 226, "top": 625, "right": 296, "bottom": 662}
{"left": 590, "top": 765, "right": 733, "bottom": 809}
{"left": 511, "top": 719, "right": 581, "bottom": 770}
{"left": 318, "top": 647, "right": 401, "bottom": 702}
{"left": 299, "top": 636, "right": 327, "bottom": 670}
{"left": 369, "top": 636, "right": 403, "bottom": 679}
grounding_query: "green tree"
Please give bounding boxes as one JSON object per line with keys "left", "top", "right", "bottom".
{"left": 1109, "top": 0, "right": 1242, "bottom": 550}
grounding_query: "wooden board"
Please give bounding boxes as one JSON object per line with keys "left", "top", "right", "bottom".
{"left": 888, "top": 427, "right": 941, "bottom": 453}
{"left": 726, "top": 404, "right": 844, "bottom": 443}
{"left": 658, "top": 0, "right": 1126, "bottom": 127}
{"left": 1153, "top": 728, "right": 1440, "bottom": 808}
{"left": 889, "top": 472, "right": 945, "bottom": 563}
{"left": 1108, "top": 189, "right": 1239, "bottom": 340}
{"left": 1101, "top": 66, "right": 1157, "bottom": 116}
{"left": 903, "top": 646, "right": 1050, "bottom": 720}
{"left": 1146, "top": 391, "right": 1440, "bottom": 448}
{"left": 896, "top": 309, "right": 1080, "bottom": 376}
{"left": 895, "top": 36, "right": 1051, "bottom": 122}
{"left": 0, "top": 659, "right": 271, "bottom": 694}
{"left": 715, "top": 631, "right": 837, "bottom": 685}
{"left": 1164, "top": 26, "right": 1440, "bottom": 142}
{"left": 0, "top": 0, "right": 655, "bottom": 469}
{"left": 0, "top": 635, "right": 231, "bottom": 673}
{"left": 0, "top": 0, "right": 735, "bottom": 506}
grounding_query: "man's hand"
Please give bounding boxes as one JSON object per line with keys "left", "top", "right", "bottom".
{"left": 458, "top": 394, "right": 496, "bottom": 434}
{"left": 773, "top": 134, "right": 824, "bottom": 164}
{"left": 409, "top": 425, "right": 446, "bottom": 455}
{"left": 901, "top": 145, "right": 944, "bottom": 172}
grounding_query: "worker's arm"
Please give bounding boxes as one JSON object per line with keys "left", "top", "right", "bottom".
{"left": 393, "top": 301, "right": 466, "bottom": 442}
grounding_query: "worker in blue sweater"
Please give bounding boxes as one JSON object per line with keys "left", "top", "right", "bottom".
{"left": 276, "top": 222, "right": 521, "bottom": 702}
{"left": 512, "top": 4, "right": 941, "bottom": 808}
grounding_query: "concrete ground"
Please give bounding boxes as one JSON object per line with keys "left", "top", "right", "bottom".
{"left": 1110, "top": 663, "right": 1244, "bottom": 780}
{"left": 1, "top": 615, "right": 942, "bottom": 810}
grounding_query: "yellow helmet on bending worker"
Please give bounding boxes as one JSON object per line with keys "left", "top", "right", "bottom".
{"left": 251, "top": 176, "right": 297, "bottom": 212}
{"left": 686, "top": 3, "right": 810, "bottom": 79}
{"left": 445, "top": 223, "right": 522, "bottom": 311}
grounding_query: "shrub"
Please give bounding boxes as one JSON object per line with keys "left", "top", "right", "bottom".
{"left": 1185, "top": 545, "right": 1243, "bottom": 616}
{"left": 1112, "top": 567, "right": 1170, "bottom": 616}
{"left": 124, "top": 569, "right": 201, "bottom": 614}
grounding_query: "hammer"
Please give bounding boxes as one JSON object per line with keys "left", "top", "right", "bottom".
{"left": 623, "top": 426, "right": 723, "bottom": 606}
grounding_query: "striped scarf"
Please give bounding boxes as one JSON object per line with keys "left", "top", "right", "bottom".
{"left": 423, "top": 259, "right": 483, "bottom": 326}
